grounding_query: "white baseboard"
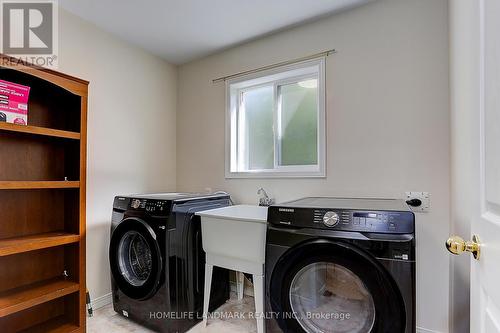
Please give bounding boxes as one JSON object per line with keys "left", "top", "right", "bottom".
{"left": 91, "top": 292, "right": 112, "bottom": 310}
{"left": 417, "top": 327, "right": 444, "bottom": 333}
{"left": 94, "top": 282, "right": 251, "bottom": 308}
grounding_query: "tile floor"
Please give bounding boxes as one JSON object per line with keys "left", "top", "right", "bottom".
{"left": 87, "top": 293, "right": 257, "bottom": 333}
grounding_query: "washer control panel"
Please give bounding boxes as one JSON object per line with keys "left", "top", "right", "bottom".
{"left": 312, "top": 209, "right": 411, "bottom": 232}
{"left": 322, "top": 211, "right": 340, "bottom": 227}
{"left": 269, "top": 204, "right": 414, "bottom": 234}
{"left": 126, "top": 198, "right": 168, "bottom": 214}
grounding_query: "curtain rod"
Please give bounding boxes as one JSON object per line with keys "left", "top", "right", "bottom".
{"left": 212, "top": 49, "right": 336, "bottom": 83}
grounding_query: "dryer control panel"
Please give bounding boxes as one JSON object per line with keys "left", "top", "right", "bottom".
{"left": 268, "top": 197, "right": 414, "bottom": 234}
{"left": 113, "top": 197, "right": 170, "bottom": 216}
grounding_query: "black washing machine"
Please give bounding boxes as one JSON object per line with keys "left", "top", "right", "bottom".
{"left": 266, "top": 197, "right": 415, "bottom": 333}
{"left": 109, "top": 192, "right": 231, "bottom": 333}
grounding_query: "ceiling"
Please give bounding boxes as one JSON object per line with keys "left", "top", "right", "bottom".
{"left": 59, "top": 0, "right": 372, "bottom": 65}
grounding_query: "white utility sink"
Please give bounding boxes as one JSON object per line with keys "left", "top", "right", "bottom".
{"left": 197, "top": 205, "right": 268, "bottom": 265}
{"left": 197, "top": 205, "right": 268, "bottom": 333}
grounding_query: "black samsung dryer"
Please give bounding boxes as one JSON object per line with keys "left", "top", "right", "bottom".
{"left": 265, "top": 197, "right": 416, "bottom": 333}
{"left": 109, "top": 192, "right": 231, "bottom": 333}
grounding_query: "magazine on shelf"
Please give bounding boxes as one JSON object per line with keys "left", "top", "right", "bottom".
{"left": 0, "top": 79, "right": 30, "bottom": 125}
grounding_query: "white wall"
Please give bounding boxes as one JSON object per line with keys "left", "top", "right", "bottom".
{"left": 57, "top": 9, "right": 178, "bottom": 303}
{"left": 177, "top": 0, "right": 450, "bottom": 332}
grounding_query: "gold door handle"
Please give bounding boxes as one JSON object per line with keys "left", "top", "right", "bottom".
{"left": 446, "top": 235, "right": 481, "bottom": 260}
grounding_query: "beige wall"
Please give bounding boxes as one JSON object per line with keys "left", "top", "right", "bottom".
{"left": 177, "top": 0, "right": 450, "bottom": 332}
{"left": 57, "top": 9, "right": 178, "bottom": 302}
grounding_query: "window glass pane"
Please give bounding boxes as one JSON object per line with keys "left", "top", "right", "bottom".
{"left": 279, "top": 79, "right": 318, "bottom": 166}
{"left": 241, "top": 86, "right": 274, "bottom": 170}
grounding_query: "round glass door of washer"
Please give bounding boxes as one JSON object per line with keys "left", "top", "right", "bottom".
{"left": 118, "top": 230, "right": 153, "bottom": 287}
{"left": 289, "top": 262, "right": 376, "bottom": 333}
{"left": 109, "top": 217, "right": 162, "bottom": 300}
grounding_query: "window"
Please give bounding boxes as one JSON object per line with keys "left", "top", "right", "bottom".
{"left": 226, "top": 58, "right": 325, "bottom": 178}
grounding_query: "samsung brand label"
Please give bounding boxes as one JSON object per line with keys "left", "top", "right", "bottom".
{"left": 394, "top": 254, "right": 409, "bottom": 261}
{"left": 279, "top": 208, "right": 295, "bottom": 213}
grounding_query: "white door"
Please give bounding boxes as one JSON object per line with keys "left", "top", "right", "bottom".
{"left": 471, "top": 0, "right": 500, "bottom": 330}
{"left": 448, "top": 0, "right": 500, "bottom": 331}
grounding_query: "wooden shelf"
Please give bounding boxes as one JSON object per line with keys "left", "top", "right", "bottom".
{"left": 19, "top": 316, "right": 80, "bottom": 333}
{"left": 0, "top": 122, "right": 80, "bottom": 140}
{"left": 0, "top": 181, "right": 80, "bottom": 190}
{"left": 0, "top": 278, "right": 80, "bottom": 318}
{"left": 0, "top": 53, "right": 87, "bottom": 332}
{"left": 0, "top": 232, "right": 80, "bottom": 257}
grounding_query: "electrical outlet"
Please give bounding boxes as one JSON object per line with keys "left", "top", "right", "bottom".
{"left": 405, "top": 191, "right": 430, "bottom": 212}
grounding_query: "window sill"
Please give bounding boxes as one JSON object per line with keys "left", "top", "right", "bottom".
{"left": 225, "top": 170, "right": 326, "bottom": 179}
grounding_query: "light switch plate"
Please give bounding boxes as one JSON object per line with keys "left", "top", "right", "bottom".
{"left": 405, "top": 191, "right": 430, "bottom": 212}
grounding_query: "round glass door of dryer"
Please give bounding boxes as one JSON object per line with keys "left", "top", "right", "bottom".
{"left": 289, "top": 262, "right": 375, "bottom": 332}
{"left": 118, "top": 231, "right": 153, "bottom": 286}
{"left": 109, "top": 218, "right": 162, "bottom": 300}
{"left": 269, "top": 240, "right": 405, "bottom": 333}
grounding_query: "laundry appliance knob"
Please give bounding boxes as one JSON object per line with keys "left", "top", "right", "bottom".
{"left": 323, "top": 211, "right": 339, "bottom": 227}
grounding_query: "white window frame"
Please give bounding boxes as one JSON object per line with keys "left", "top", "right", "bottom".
{"left": 225, "top": 58, "right": 326, "bottom": 178}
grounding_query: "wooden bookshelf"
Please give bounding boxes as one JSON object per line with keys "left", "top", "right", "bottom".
{"left": 0, "top": 54, "right": 88, "bottom": 332}
{"left": 19, "top": 316, "right": 79, "bottom": 333}
{"left": 0, "top": 233, "right": 80, "bottom": 257}
{"left": 0, "top": 278, "right": 80, "bottom": 318}
{"left": 0, "top": 122, "right": 80, "bottom": 140}
{"left": 0, "top": 181, "right": 80, "bottom": 190}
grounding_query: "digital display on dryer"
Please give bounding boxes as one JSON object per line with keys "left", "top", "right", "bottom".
{"left": 353, "top": 212, "right": 377, "bottom": 218}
